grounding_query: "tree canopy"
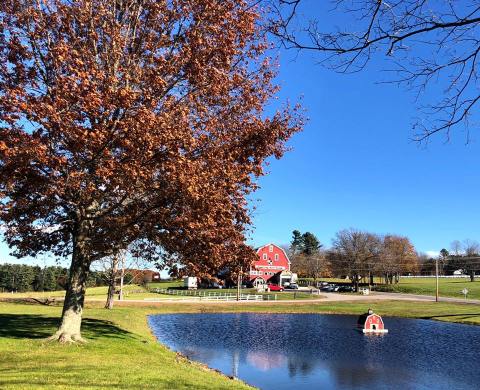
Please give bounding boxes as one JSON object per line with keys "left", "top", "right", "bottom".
{"left": 0, "top": 0, "right": 302, "bottom": 341}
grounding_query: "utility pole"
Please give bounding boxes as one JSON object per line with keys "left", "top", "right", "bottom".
{"left": 435, "top": 257, "right": 439, "bottom": 302}
{"left": 236, "top": 269, "right": 241, "bottom": 301}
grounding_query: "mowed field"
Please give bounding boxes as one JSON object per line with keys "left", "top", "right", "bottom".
{"left": 1, "top": 298, "right": 480, "bottom": 389}
{"left": 379, "top": 277, "right": 480, "bottom": 300}
{"left": 309, "top": 277, "right": 480, "bottom": 300}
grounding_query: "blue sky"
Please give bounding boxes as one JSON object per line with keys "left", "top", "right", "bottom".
{"left": 250, "top": 46, "right": 480, "bottom": 254}
{"left": 2, "top": 2, "right": 480, "bottom": 267}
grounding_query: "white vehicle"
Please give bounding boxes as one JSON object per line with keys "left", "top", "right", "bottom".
{"left": 184, "top": 276, "right": 198, "bottom": 290}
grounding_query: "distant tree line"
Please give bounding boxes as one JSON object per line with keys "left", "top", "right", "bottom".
{"left": 418, "top": 239, "right": 480, "bottom": 282}
{"left": 0, "top": 264, "right": 105, "bottom": 293}
{"left": 289, "top": 230, "right": 480, "bottom": 288}
{"left": 289, "top": 229, "right": 418, "bottom": 291}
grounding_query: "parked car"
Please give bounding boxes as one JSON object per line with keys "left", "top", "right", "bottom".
{"left": 322, "top": 284, "right": 340, "bottom": 292}
{"left": 267, "top": 284, "right": 284, "bottom": 292}
{"left": 338, "top": 285, "right": 354, "bottom": 292}
{"left": 285, "top": 283, "right": 299, "bottom": 290}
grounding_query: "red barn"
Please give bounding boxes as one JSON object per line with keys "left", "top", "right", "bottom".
{"left": 248, "top": 244, "right": 293, "bottom": 286}
{"left": 357, "top": 309, "right": 388, "bottom": 333}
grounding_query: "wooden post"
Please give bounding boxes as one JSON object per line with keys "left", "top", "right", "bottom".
{"left": 435, "top": 257, "right": 439, "bottom": 302}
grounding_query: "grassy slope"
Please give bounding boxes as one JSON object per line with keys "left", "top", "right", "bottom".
{"left": 307, "top": 277, "right": 480, "bottom": 300}
{"left": 0, "top": 302, "right": 253, "bottom": 390}
{"left": 378, "top": 277, "right": 480, "bottom": 300}
{"left": 1, "top": 299, "right": 480, "bottom": 390}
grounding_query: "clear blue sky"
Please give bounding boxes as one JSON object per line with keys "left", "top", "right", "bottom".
{"left": 1, "top": 2, "right": 480, "bottom": 267}
{"left": 250, "top": 59, "right": 480, "bottom": 254}
{"left": 249, "top": 2, "right": 480, "bottom": 254}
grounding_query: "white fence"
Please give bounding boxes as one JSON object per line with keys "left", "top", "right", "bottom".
{"left": 149, "top": 287, "right": 273, "bottom": 301}
{"left": 401, "top": 275, "right": 473, "bottom": 278}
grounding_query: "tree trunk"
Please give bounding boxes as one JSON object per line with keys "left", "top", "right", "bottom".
{"left": 353, "top": 275, "right": 359, "bottom": 292}
{"left": 105, "top": 283, "right": 115, "bottom": 309}
{"left": 470, "top": 270, "right": 475, "bottom": 282}
{"left": 49, "top": 228, "right": 90, "bottom": 343}
{"left": 388, "top": 274, "right": 394, "bottom": 284}
{"left": 105, "top": 256, "right": 118, "bottom": 309}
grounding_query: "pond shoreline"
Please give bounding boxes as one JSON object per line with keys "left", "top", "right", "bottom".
{"left": 148, "top": 312, "right": 480, "bottom": 390}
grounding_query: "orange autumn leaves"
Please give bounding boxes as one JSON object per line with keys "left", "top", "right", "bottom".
{"left": 0, "top": 0, "right": 302, "bottom": 277}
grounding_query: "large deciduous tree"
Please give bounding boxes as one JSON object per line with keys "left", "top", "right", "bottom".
{"left": 330, "top": 228, "right": 380, "bottom": 291}
{"left": 0, "top": 0, "right": 301, "bottom": 342}
{"left": 381, "top": 235, "right": 418, "bottom": 284}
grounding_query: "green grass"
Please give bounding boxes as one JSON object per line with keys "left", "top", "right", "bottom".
{"left": 377, "top": 277, "right": 480, "bottom": 300}
{"left": 0, "top": 301, "right": 253, "bottom": 390}
{"left": 1, "top": 298, "right": 479, "bottom": 389}
{"left": 146, "top": 280, "right": 184, "bottom": 289}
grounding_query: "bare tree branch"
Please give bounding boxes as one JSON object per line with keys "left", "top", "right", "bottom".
{"left": 269, "top": 0, "right": 480, "bottom": 141}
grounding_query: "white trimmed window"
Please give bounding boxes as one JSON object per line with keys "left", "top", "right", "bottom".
{"left": 263, "top": 253, "right": 267, "bottom": 260}
{"left": 274, "top": 254, "right": 279, "bottom": 261}
{"left": 269, "top": 245, "right": 273, "bottom": 252}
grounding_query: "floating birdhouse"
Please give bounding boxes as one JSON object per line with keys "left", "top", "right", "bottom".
{"left": 357, "top": 309, "right": 388, "bottom": 334}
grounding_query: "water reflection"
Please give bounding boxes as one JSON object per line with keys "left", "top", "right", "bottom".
{"left": 247, "top": 351, "right": 286, "bottom": 371}
{"left": 148, "top": 313, "right": 480, "bottom": 390}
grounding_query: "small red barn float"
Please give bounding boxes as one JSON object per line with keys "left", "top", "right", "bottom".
{"left": 357, "top": 309, "right": 388, "bottom": 334}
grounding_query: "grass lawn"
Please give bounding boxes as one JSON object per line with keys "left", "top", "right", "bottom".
{"left": 302, "top": 277, "right": 480, "bottom": 300}
{"left": 1, "top": 298, "right": 480, "bottom": 389}
{"left": 0, "top": 301, "right": 253, "bottom": 390}
{"left": 377, "top": 277, "right": 480, "bottom": 300}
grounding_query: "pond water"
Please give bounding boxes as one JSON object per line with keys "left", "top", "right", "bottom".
{"left": 148, "top": 313, "right": 480, "bottom": 390}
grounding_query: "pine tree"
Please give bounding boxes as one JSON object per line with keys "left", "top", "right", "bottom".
{"left": 302, "top": 232, "right": 322, "bottom": 256}
{"left": 290, "top": 230, "right": 303, "bottom": 254}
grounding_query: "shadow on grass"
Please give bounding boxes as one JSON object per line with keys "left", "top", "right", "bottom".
{"left": 0, "top": 313, "right": 134, "bottom": 340}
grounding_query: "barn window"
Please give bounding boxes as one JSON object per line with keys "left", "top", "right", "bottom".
{"left": 263, "top": 254, "right": 267, "bottom": 260}
{"left": 274, "top": 254, "right": 279, "bottom": 261}
{"left": 269, "top": 245, "right": 273, "bottom": 252}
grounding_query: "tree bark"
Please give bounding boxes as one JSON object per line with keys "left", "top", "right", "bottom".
{"left": 49, "top": 226, "right": 90, "bottom": 343}
{"left": 352, "top": 274, "right": 359, "bottom": 292}
{"left": 105, "top": 256, "right": 118, "bottom": 309}
{"left": 105, "top": 283, "right": 115, "bottom": 309}
{"left": 470, "top": 270, "right": 475, "bottom": 282}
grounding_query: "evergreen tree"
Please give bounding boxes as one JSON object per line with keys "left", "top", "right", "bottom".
{"left": 290, "top": 230, "right": 303, "bottom": 254}
{"left": 302, "top": 232, "right": 322, "bottom": 256}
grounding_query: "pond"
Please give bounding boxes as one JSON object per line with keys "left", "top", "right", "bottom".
{"left": 148, "top": 313, "right": 480, "bottom": 390}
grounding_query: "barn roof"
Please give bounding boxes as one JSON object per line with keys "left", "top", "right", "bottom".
{"left": 255, "top": 243, "right": 291, "bottom": 264}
